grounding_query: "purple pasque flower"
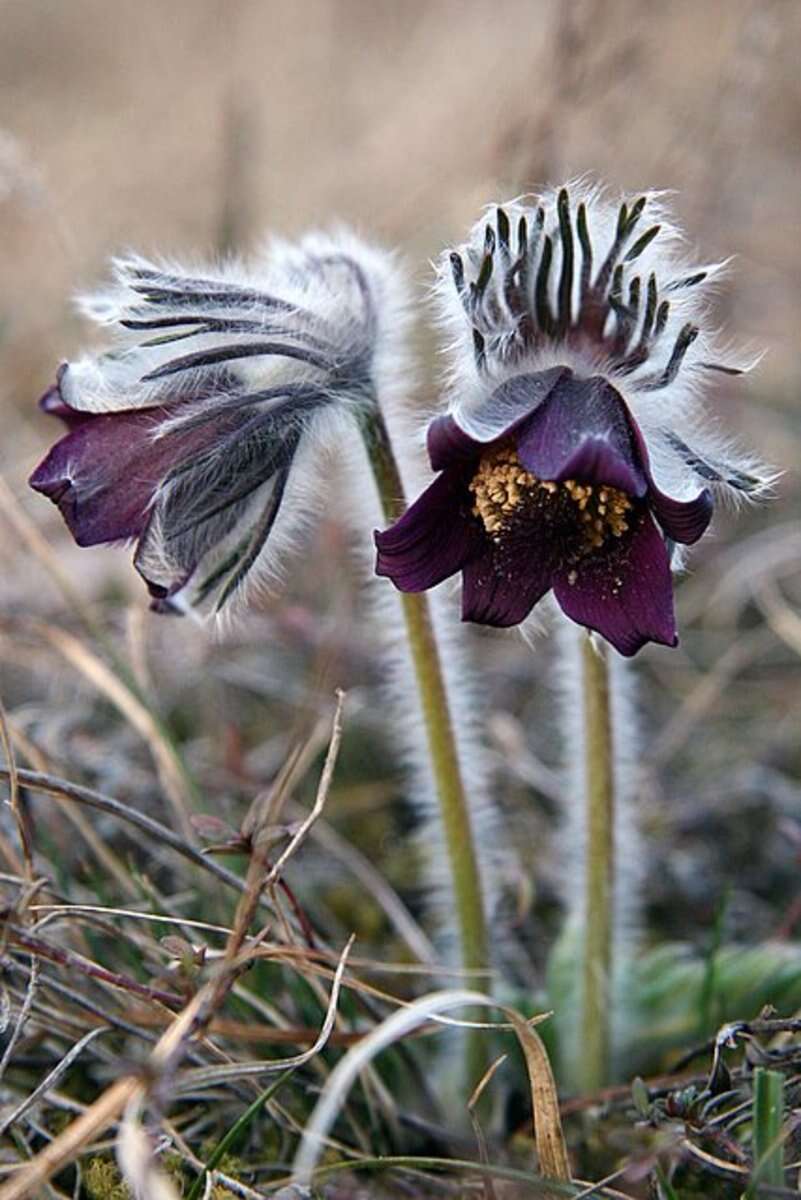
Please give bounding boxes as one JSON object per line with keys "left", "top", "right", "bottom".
{"left": 376, "top": 185, "right": 770, "bottom": 656}
{"left": 30, "top": 233, "right": 406, "bottom": 615}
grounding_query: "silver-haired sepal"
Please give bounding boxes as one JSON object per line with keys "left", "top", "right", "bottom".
{"left": 30, "top": 232, "right": 407, "bottom": 615}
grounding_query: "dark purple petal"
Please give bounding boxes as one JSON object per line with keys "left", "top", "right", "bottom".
{"left": 374, "top": 467, "right": 481, "bottom": 592}
{"left": 552, "top": 511, "right": 677, "bottom": 656}
{"left": 427, "top": 416, "right": 482, "bottom": 471}
{"left": 29, "top": 406, "right": 215, "bottom": 547}
{"left": 625, "top": 418, "right": 714, "bottom": 544}
{"left": 648, "top": 486, "right": 713, "bottom": 544}
{"left": 461, "top": 532, "right": 556, "bottom": 627}
{"left": 472, "top": 368, "right": 571, "bottom": 440}
{"left": 515, "top": 374, "right": 648, "bottom": 497}
{"left": 427, "top": 367, "right": 569, "bottom": 470}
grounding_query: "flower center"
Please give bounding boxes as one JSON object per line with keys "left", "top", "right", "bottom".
{"left": 468, "top": 444, "right": 632, "bottom": 550}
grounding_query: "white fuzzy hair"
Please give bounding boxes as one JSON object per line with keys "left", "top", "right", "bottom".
{"left": 553, "top": 615, "right": 644, "bottom": 1085}
{"left": 433, "top": 181, "right": 774, "bottom": 517}
{"left": 329, "top": 246, "right": 507, "bottom": 969}
{"left": 71, "top": 231, "right": 383, "bottom": 414}
{"left": 353, "top": 502, "right": 508, "bottom": 970}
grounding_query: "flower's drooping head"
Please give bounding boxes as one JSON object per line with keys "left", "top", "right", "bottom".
{"left": 31, "top": 232, "right": 405, "bottom": 614}
{"left": 376, "top": 185, "right": 770, "bottom": 655}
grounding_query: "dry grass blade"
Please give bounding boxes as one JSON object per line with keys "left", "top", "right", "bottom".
{"left": 0, "top": 768, "right": 249, "bottom": 899}
{"left": 0, "top": 693, "right": 28, "bottom": 879}
{"left": 0, "top": 980, "right": 212, "bottom": 1199}
{"left": 222, "top": 690, "right": 345, "bottom": 968}
{"left": 291, "top": 989, "right": 568, "bottom": 1188}
{"left": 0, "top": 957, "right": 39, "bottom": 1084}
{"left": 0, "top": 1026, "right": 108, "bottom": 1138}
{"left": 176, "top": 935, "right": 354, "bottom": 1089}
{"left": 504, "top": 1010, "right": 571, "bottom": 1182}
{"left": 263, "top": 687, "right": 345, "bottom": 890}
{"left": 680, "top": 1138, "right": 749, "bottom": 1179}
{"left": 117, "top": 1101, "right": 182, "bottom": 1200}
{"left": 0, "top": 693, "right": 352, "bottom": 1196}
{"left": 468, "top": 1056, "right": 507, "bottom": 1200}
{"left": 30, "top": 903, "right": 232, "bottom": 938}
{"left": 0, "top": 1073, "right": 140, "bottom": 1199}
{"left": 29, "top": 620, "right": 195, "bottom": 842}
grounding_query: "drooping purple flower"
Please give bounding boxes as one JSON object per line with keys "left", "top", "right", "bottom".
{"left": 30, "top": 233, "right": 407, "bottom": 614}
{"left": 376, "top": 186, "right": 770, "bottom": 656}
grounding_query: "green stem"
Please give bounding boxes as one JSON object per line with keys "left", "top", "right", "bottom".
{"left": 579, "top": 631, "right": 614, "bottom": 1092}
{"left": 360, "top": 408, "right": 489, "bottom": 986}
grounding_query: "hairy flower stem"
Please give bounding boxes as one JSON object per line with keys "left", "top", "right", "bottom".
{"left": 360, "top": 407, "right": 490, "bottom": 990}
{"left": 580, "top": 632, "right": 615, "bottom": 1092}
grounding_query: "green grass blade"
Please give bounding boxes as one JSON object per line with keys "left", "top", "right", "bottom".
{"left": 748, "top": 1066, "right": 785, "bottom": 1196}
{"left": 185, "top": 1066, "right": 296, "bottom": 1200}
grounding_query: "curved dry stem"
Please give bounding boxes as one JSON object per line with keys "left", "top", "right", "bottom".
{"left": 292, "top": 987, "right": 568, "bottom": 1187}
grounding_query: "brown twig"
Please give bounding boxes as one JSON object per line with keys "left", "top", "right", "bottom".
{"left": 0, "top": 767, "right": 252, "bottom": 899}
{"left": 5, "top": 924, "right": 184, "bottom": 1008}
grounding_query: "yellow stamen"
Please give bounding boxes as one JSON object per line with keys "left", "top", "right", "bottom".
{"left": 468, "top": 444, "right": 633, "bottom": 548}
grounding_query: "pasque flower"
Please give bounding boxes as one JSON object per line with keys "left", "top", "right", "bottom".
{"left": 375, "top": 185, "right": 769, "bottom": 656}
{"left": 30, "top": 233, "right": 401, "bottom": 614}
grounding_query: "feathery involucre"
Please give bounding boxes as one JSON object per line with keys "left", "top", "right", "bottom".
{"left": 376, "top": 183, "right": 773, "bottom": 655}
{"left": 438, "top": 183, "right": 770, "bottom": 509}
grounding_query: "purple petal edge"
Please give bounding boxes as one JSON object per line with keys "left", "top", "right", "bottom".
{"left": 553, "top": 511, "right": 677, "bottom": 656}
{"left": 427, "top": 416, "right": 481, "bottom": 471}
{"left": 626, "top": 418, "right": 713, "bottom": 544}
{"left": 514, "top": 374, "right": 649, "bottom": 496}
{"left": 374, "top": 466, "right": 481, "bottom": 592}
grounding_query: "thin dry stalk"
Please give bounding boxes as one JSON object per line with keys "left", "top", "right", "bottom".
{"left": 0, "top": 695, "right": 28, "bottom": 878}
{"left": 29, "top": 619, "right": 195, "bottom": 842}
{"left": 292, "top": 991, "right": 569, "bottom": 1188}
{"left": 7, "top": 718, "right": 141, "bottom": 898}
{"left": 263, "top": 688, "right": 345, "bottom": 891}
{"left": 0, "top": 1074, "right": 140, "bottom": 1200}
{"left": 0, "top": 767, "right": 251, "bottom": 899}
{"left": 0, "top": 957, "right": 39, "bottom": 1084}
{"left": 6, "top": 922, "right": 184, "bottom": 1007}
{"left": 0, "top": 1026, "right": 109, "bottom": 1138}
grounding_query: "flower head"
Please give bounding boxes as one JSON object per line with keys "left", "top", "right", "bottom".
{"left": 375, "top": 184, "right": 770, "bottom": 656}
{"left": 31, "top": 232, "right": 404, "bottom": 614}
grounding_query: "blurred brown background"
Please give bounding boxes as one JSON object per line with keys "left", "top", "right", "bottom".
{"left": 2, "top": 0, "right": 800, "bottom": 617}
{"left": 1, "top": 0, "right": 800, "bottom": 952}
{"left": 2, "top": 0, "right": 799, "bottom": 409}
